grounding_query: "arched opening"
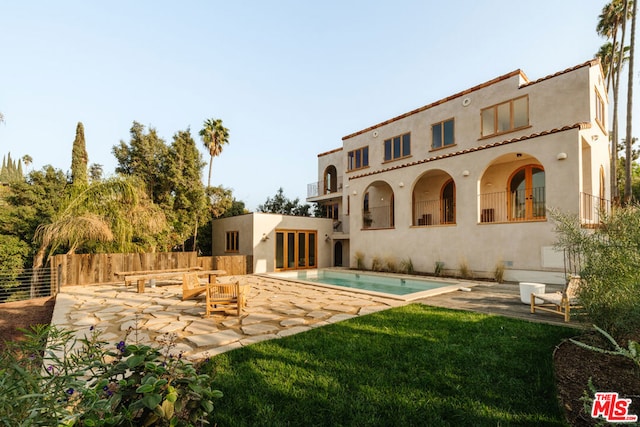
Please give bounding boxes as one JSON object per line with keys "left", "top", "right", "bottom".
{"left": 324, "top": 165, "right": 338, "bottom": 194}
{"left": 362, "top": 181, "right": 394, "bottom": 229}
{"left": 508, "top": 164, "right": 545, "bottom": 221}
{"left": 412, "top": 170, "right": 455, "bottom": 226}
{"left": 441, "top": 179, "right": 455, "bottom": 224}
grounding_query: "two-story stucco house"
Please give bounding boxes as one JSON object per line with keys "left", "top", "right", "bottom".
{"left": 213, "top": 60, "right": 610, "bottom": 284}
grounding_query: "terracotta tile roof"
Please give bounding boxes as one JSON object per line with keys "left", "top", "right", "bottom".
{"left": 317, "top": 147, "right": 343, "bottom": 158}
{"left": 347, "top": 123, "right": 591, "bottom": 181}
{"left": 341, "top": 60, "right": 598, "bottom": 142}
{"left": 521, "top": 59, "right": 600, "bottom": 88}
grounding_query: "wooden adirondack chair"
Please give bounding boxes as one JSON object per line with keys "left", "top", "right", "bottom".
{"left": 205, "top": 281, "right": 243, "bottom": 317}
{"left": 182, "top": 272, "right": 207, "bottom": 301}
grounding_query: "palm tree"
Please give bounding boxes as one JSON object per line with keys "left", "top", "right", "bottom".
{"left": 30, "top": 177, "right": 167, "bottom": 296}
{"left": 21, "top": 155, "right": 32, "bottom": 170}
{"left": 624, "top": 0, "right": 636, "bottom": 203}
{"left": 199, "top": 118, "right": 229, "bottom": 188}
{"left": 596, "top": 0, "right": 632, "bottom": 204}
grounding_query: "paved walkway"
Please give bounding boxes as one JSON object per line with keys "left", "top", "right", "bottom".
{"left": 50, "top": 275, "right": 578, "bottom": 362}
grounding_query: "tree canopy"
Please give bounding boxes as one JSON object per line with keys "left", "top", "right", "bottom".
{"left": 257, "top": 188, "right": 312, "bottom": 216}
{"left": 113, "top": 122, "right": 208, "bottom": 250}
{"left": 0, "top": 153, "right": 23, "bottom": 183}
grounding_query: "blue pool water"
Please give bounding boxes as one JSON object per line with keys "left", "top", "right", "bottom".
{"left": 271, "top": 269, "right": 457, "bottom": 297}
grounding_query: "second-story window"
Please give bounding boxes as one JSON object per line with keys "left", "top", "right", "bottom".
{"left": 348, "top": 146, "right": 369, "bottom": 171}
{"left": 595, "top": 89, "right": 606, "bottom": 133}
{"left": 432, "top": 119, "right": 455, "bottom": 150}
{"left": 383, "top": 133, "right": 411, "bottom": 161}
{"left": 481, "top": 95, "right": 529, "bottom": 138}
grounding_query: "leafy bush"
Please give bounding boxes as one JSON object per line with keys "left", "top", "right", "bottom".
{"left": 0, "top": 324, "right": 222, "bottom": 426}
{"left": 0, "top": 235, "right": 30, "bottom": 301}
{"left": 552, "top": 206, "right": 640, "bottom": 338}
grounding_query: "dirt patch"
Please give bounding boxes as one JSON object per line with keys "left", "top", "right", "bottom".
{"left": 1, "top": 298, "right": 638, "bottom": 425}
{"left": 0, "top": 297, "right": 55, "bottom": 349}
{"left": 554, "top": 331, "right": 640, "bottom": 426}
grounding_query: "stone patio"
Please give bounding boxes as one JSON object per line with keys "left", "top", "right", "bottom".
{"left": 50, "top": 275, "right": 579, "bottom": 362}
{"left": 50, "top": 275, "right": 407, "bottom": 361}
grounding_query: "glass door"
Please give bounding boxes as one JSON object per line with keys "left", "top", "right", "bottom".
{"left": 509, "top": 165, "right": 545, "bottom": 221}
{"left": 275, "top": 230, "right": 317, "bottom": 270}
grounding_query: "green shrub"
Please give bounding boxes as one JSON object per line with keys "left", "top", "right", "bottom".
{"left": 434, "top": 261, "right": 444, "bottom": 276}
{"left": 552, "top": 206, "right": 640, "bottom": 338}
{"left": 0, "top": 324, "right": 222, "bottom": 426}
{"left": 400, "top": 258, "right": 414, "bottom": 274}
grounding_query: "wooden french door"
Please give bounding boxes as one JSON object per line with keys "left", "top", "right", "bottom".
{"left": 509, "top": 165, "right": 545, "bottom": 221}
{"left": 275, "top": 230, "right": 317, "bottom": 270}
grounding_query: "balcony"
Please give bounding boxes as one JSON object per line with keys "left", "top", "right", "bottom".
{"left": 413, "top": 199, "right": 455, "bottom": 226}
{"left": 307, "top": 177, "right": 343, "bottom": 201}
{"left": 362, "top": 205, "right": 393, "bottom": 229}
{"left": 479, "top": 187, "right": 546, "bottom": 223}
{"left": 580, "top": 192, "right": 610, "bottom": 227}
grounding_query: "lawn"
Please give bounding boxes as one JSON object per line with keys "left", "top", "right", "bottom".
{"left": 205, "top": 304, "right": 577, "bottom": 426}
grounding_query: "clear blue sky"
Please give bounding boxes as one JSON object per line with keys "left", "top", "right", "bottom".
{"left": 0, "top": 1, "right": 634, "bottom": 210}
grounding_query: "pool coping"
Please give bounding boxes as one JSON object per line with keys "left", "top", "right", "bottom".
{"left": 262, "top": 268, "right": 473, "bottom": 302}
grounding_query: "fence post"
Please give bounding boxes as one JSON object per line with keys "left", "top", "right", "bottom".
{"left": 57, "top": 264, "right": 62, "bottom": 295}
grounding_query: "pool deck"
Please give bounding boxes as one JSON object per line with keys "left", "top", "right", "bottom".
{"left": 49, "top": 274, "right": 581, "bottom": 361}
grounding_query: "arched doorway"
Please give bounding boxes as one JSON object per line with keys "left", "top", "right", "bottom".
{"left": 441, "top": 179, "right": 455, "bottom": 224}
{"left": 334, "top": 241, "right": 343, "bottom": 267}
{"left": 508, "top": 165, "right": 545, "bottom": 221}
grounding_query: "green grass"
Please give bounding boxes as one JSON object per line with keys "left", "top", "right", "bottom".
{"left": 204, "top": 305, "right": 577, "bottom": 427}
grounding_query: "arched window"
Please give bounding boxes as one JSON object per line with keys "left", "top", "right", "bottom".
{"left": 441, "top": 179, "right": 455, "bottom": 224}
{"left": 509, "top": 165, "right": 545, "bottom": 221}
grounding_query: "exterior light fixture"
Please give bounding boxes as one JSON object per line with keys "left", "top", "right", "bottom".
{"left": 261, "top": 233, "right": 269, "bottom": 242}
{"left": 462, "top": 170, "right": 470, "bottom": 177}
{"left": 556, "top": 152, "right": 568, "bottom": 160}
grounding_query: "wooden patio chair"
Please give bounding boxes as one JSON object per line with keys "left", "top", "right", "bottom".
{"left": 182, "top": 272, "right": 207, "bottom": 301}
{"left": 530, "top": 275, "right": 582, "bottom": 322}
{"left": 205, "top": 281, "right": 243, "bottom": 317}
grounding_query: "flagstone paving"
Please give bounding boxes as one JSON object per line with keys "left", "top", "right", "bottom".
{"left": 50, "top": 275, "right": 406, "bottom": 361}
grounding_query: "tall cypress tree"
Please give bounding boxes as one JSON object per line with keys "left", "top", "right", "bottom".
{"left": 71, "top": 122, "right": 88, "bottom": 186}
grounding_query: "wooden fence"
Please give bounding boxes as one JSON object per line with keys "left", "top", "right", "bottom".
{"left": 49, "top": 252, "right": 253, "bottom": 287}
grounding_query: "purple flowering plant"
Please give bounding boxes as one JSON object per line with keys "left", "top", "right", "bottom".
{"left": 0, "top": 322, "right": 222, "bottom": 426}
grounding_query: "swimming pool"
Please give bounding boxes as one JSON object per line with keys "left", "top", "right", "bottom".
{"left": 267, "top": 269, "right": 464, "bottom": 301}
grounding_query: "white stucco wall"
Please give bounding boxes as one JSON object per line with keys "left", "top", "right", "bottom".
{"left": 212, "top": 213, "right": 334, "bottom": 273}
{"left": 313, "top": 61, "right": 609, "bottom": 284}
